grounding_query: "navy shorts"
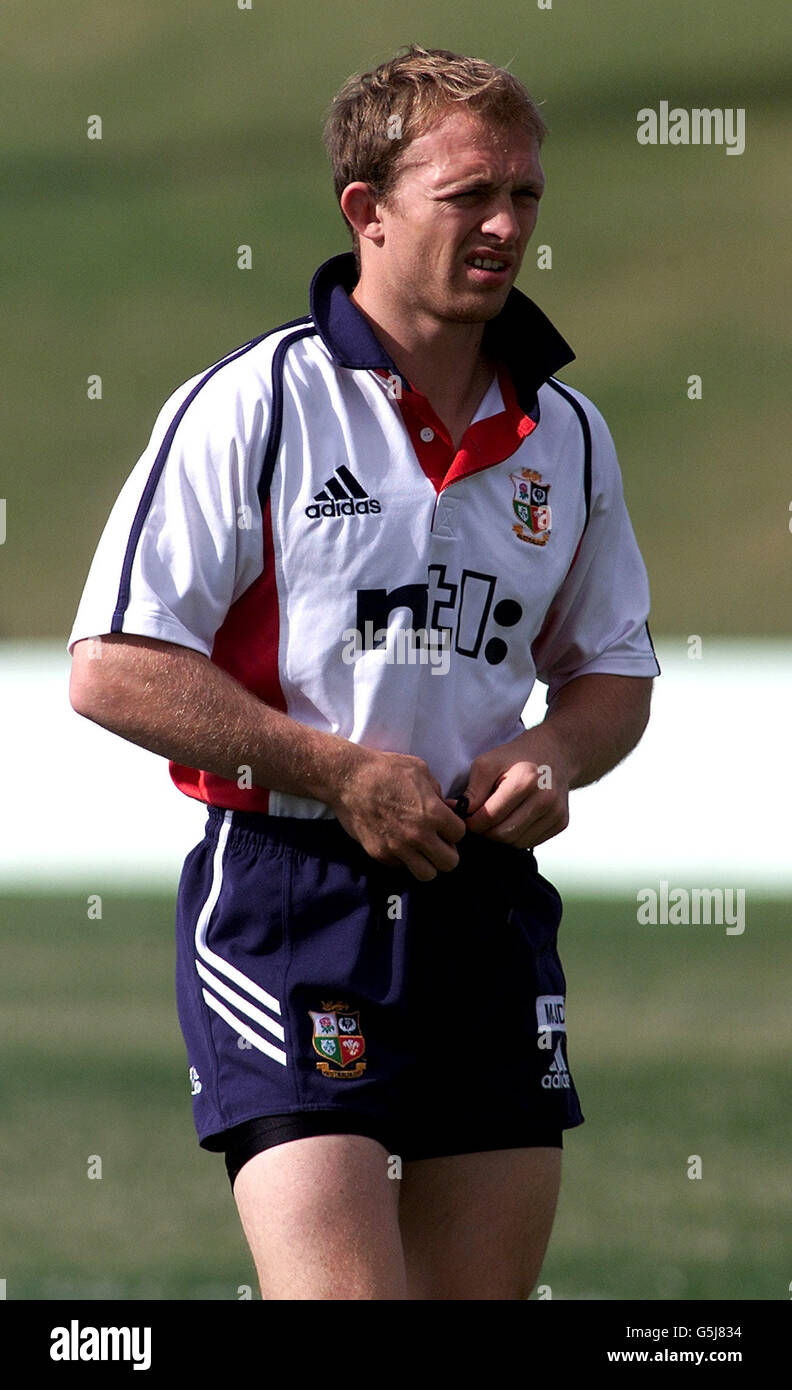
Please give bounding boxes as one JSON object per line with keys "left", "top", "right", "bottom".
{"left": 175, "top": 807, "right": 584, "bottom": 1183}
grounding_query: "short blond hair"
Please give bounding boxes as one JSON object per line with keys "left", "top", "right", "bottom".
{"left": 323, "top": 44, "right": 547, "bottom": 269}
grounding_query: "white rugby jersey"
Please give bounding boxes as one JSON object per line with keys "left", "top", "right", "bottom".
{"left": 69, "top": 252, "right": 660, "bottom": 817}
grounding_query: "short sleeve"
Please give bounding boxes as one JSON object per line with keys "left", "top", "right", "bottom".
{"left": 68, "top": 354, "right": 271, "bottom": 657}
{"left": 531, "top": 390, "right": 660, "bottom": 703}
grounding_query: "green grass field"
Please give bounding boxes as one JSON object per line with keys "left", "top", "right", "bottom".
{"left": 2, "top": 0, "right": 791, "bottom": 637}
{"left": 2, "top": 890, "right": 789, "bottom": 1300}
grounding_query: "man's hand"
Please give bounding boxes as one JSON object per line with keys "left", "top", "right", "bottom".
{"left": 454, "top": 673, "right": 654, "bottom": 849}
{"left": 457, "top": 730, "right": 570, "bottom": 849}
{"left": 329, "top": 745, "right": 465, "bottom": 882}
{"left": 70, "top": 636, "right": 465, "bottom": 883}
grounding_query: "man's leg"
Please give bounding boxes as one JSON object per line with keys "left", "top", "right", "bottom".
{"left": 398, "top": 1147, "right": 561, "bottom": 1300}
{"left": 233, "top": 1133, "right": 407, "bottom": 1300}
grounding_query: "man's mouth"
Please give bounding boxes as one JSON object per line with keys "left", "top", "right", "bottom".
{"left": 466, "top": 255, "right": 508, "bottom": 271}
{"left": 463, "top": 254, "right": 512, "bottom": 285}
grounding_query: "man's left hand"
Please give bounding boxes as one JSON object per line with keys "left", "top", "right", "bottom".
{"left": 453, "top": 729, "right": 571, "bottom": 848}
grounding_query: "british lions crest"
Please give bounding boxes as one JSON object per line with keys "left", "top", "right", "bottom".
{"left": 510, "top": 469, "right": 551, "bottom": 546}
{"left": 309, "top": 1002, "right": 367, "bottom": 1079}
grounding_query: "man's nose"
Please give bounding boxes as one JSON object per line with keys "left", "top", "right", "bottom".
{"left": 479, "top": 198, "right": 522, "bottom": 241}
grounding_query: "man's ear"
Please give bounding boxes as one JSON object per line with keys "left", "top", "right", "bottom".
{"left": 340, "top": 182, "right": 387, "bottom": 247}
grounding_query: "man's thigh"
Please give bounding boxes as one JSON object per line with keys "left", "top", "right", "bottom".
{"left": 398, "top": 1146, "right": 562, "bottom": 1300}
{"left": 233, "top": 1133, "right": 406, "bottom": 1300}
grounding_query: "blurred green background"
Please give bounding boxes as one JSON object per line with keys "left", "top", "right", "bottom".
{"left": 1, "top": 0, "right": 790, "bottom": 1299}
{"left": 3, "top": 0, "right": 790, "bottom": 638}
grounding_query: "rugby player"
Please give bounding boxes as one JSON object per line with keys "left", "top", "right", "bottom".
{"left": 69, "top": 45, "right": 659, "bottom": 1299}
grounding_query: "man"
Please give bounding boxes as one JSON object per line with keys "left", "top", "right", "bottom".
{"left": 69, "top": 45, "right": 659, "bottom": 1300}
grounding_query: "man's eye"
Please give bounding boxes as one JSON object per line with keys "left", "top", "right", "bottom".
{"left": 449, "top": 189, "right": 540, "bottom": 203}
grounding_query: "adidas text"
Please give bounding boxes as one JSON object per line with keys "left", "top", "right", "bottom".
{"left": 542, "top": 1071, "right": 571, "bottom": 1090}
{"left": 305, "top": 498, "right": 381, "bottom": 519}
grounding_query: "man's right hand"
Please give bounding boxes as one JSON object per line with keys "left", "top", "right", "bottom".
{"left": 69, "top": 635, "right": 463, "bottom": 881}
{"left": 328, "top": 745, "right": 465, "bottom": 881}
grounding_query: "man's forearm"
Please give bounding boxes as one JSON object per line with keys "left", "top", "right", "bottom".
{"left": 537, "top": 672, "right": 653, "bottom": 789}
{"left": 70, "top": 634, "right": 358, "bottom": 805}
{"left": 70, "top": 633, "right": 466, "bottom": 879}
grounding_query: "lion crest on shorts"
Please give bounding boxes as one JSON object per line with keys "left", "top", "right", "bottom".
{"left": 309, "top": 1001, "right": 367, "bottom": 1079}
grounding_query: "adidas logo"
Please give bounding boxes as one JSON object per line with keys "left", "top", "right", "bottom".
{"left": 541, "top": 1041, "right": 571, "bottom": 1090}
{"left": 305, "top": 466, "right": 382, "bottom": 519}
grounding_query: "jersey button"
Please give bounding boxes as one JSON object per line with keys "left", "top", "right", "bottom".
{"left": 419, "top": 427, "right": 435, "bottom": 442}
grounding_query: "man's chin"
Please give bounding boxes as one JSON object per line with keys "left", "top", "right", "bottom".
{"left": 407, "top": 281, "right": 512, "bottom": 326}
{"left": 444, "top": 295, "right": 509, "bottom": 324}
{"left": 447, "top": 274, "right": 515, "bottom": 320}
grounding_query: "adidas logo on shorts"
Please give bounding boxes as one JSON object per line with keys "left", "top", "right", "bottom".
{"left": 542, "top": 1041, "right": 571, "bottom": 1090}
{"left": 305, "top": 466, "right": 382, "bottom": 519}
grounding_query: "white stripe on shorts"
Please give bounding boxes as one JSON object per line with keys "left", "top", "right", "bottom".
{"left": 193, "top": 809, "right": 282, "bottom": 1017}
{"left": 196, "top": 960, "right": 285, "bottom": 1043}
{"left": 201, "top": 988, "right": 287, "bottom": 1066}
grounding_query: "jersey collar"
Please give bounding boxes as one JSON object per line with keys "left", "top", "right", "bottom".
{"left": 309, "top": 251, "right": 575, "bottom": 408}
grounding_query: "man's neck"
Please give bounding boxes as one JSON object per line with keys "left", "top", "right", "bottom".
{"left": 349, "top": 280, "right": 497, "bottom": 442}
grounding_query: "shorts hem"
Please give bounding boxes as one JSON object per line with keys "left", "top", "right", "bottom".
{"left": 208, "top": 1108, "right": 581, "bottom": 1190}
{"left": 199, "top": 1106, "right": 396, "bottom": 1153}
{"left": 398, "top": 1121, "right": 575, "bottom": 1163}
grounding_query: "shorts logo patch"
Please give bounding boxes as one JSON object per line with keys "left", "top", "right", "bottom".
{"left": 536, "top": 994, "right": 566, "bottom": 1033}
{"left": 536, "top": 994, "right": 571, "bottom": 1089}
{"left": 309, "top": 1001, "right": 367, "bottom": 1079}
{"left": 542, "top": 1041, "right": 571, "bottom": 1090}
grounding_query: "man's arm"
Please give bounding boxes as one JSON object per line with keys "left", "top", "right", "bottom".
{"left": 70, "top": 634, "right": 464, "bottom": 881}
{"left": 460, "top": 673, "right": 653, "bottom": 848}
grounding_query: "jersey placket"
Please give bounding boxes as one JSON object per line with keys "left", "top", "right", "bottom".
{"left": 373, "top": 364, "right": 541, "bottom": 668}
{"left": 378, "top": 364, "right": 538, "bottom": 518}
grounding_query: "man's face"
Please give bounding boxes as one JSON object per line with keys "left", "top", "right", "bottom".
{"left": 373, "top": 108, "right": 545, "bottom": 324}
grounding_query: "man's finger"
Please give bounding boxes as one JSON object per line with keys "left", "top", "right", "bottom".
{"left": 433, "top": 802, "right": 467, "bottom": 843}
{"left": 460, "top": 762, "right": 496, "bottom": 816}
{"left": 428, "top": 834, "right": 461, "bottom": 872}
{"left": 465, "top": 780, "right": 540, "bottom": 833}
{"left": 398, "top": 847, "right": 440, "bottom": 882}
{"left": 475, "top": 794, "right": 539, "bottom": 840}
{"left": 484, "top": 803, "right": 566, "bottom": 848}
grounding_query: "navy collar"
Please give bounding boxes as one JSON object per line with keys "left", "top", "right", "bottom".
{"left": 309, "top": 251, "right": 575, "bottom": 408}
